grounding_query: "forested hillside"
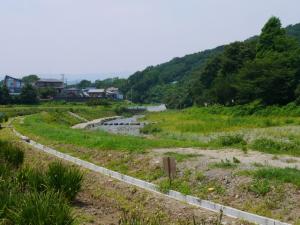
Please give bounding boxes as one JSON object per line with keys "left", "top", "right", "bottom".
{"left": 122, "top": 19, "right": 300, "bottom": 108}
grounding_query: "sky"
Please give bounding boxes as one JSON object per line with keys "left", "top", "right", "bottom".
{"left": 1, "top": 0, "right": 300, "bottom": 82}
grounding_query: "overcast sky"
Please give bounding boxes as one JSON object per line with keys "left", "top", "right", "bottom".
{"left": 1, "top": 0, "right": 300, "bottom": 81}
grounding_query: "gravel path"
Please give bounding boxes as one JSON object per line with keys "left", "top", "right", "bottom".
{"left": 152, "top": 148, "right": 300, "bottom": 169}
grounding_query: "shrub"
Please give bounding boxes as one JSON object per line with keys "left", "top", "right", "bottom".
{"left": 216, "top": 134, "right": 246, "bottom": 147}
{"left": 0, "top": 141, "right": 24, "bottom": 168}
{"left": 0, "top": 112, "right": 8, "bottom": 123}
{"left": 252, "top": 138, "right": 298, "bottom": 155}
{"left": 248, "top": 179, "right": 271, "bottom": 196}
{"left": 47, "top": 162, "right": 83, "bottom": 201}
{"left": 8, "top": 191, "right": 74, "bottom": 225}
{"left": 140, "top": 124, "right": 162, "bottom": 134}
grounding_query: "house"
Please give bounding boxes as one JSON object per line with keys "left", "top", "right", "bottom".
{"left": 87, "top": 89, "right": 105, "bottom": 98}
{"left": 35, "top": 79, "right": 64, "bottom": 94}
{"left": 106, "top": 87, "right": 123, "bottom": 100}
{"left": 64, "top": 88, "right": 82, "bottom": 97}
{"left": 4, "top": 75, "right": 23, "bottom": 95}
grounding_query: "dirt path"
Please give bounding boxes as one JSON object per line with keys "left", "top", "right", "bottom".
{"left": 152, "top": 148, "right": 300, "bottom": 169}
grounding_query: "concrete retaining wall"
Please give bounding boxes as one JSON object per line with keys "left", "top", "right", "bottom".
{"left": 13, "top": 129, "right": 291, "bottom": 225}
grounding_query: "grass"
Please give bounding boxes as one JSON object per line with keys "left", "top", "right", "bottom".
{"left": 209, "top": 159, "right": 238, "bottom": 169}
{"left": 0, "top": 140, "right": 24, "bottom": 168}
{"left": 252, "top": 167, "right": 300, "bottom": 188}
{"left": 14, "top": 112, "right": 207, "bottom": 152}
{"left": 251, "top": 138, "right": 300, "bottom": 156}
{"left": 212, "top": 134, "right": 246, "bottom": 147}
{"left": 9, "top": 191, "right": 74, "bottom": 225}
{"left": 143, "top": 106, "right": 300, "bottom": 135}
{"left": 0, "top": 138, "right": 83, "bottom": 224}
{"left": 47, "top": 161, "right": 83, "bottom": 201}
{"left": 248, "top": 179, "right": 271, "bottom": 196}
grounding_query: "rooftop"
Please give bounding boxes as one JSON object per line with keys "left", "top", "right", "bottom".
{"left": 37, "top": 79, "right": 63, "bottom": 83}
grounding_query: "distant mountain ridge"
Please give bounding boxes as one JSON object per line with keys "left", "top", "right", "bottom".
{"left": 121, "top": 22, "right": 300, "bottom": 104}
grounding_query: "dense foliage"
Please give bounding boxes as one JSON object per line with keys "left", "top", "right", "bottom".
{"left": 190, "top": 17, "right": 300, "bottom": 107}
{"left": 121, "top": 18, "right": 300, "bottom": 108}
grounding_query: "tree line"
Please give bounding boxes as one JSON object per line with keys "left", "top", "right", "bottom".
{"left": 120, "top": 17, "right": 300, "bottom": 109}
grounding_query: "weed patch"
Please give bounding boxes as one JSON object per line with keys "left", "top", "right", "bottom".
{"left": 209, "top": 159, "right": 238, "bottom": 169}
{"left": 251, "top": 138, "right": 299, "bottom": 155}
{"left": 213, "top": 134, "right": 246, "bottom": 147}
{"left": 248, "top": 179, "right": 271, "bottom": 196}
{"left": 253, "top": 167, "right": 300, "bottom": 188}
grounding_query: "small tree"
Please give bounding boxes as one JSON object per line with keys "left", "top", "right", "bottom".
{"left": 22, "top": 74, "right": 40, "bottom": 85}
{"left": 0, "top": 86, "right": 11, "bottom": 104}
{"left": 39, "top": 87, "right": 56, "bottom": 99}
{"left": 19, "top": 84, "right": 39, "bottom": 104}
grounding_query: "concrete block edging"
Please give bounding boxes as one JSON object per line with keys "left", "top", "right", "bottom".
{"left": 13, "top": 129, "right": 291, "bottom": 225}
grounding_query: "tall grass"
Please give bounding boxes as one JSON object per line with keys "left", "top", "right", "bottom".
{"left": 8, "top": 191, "right": 74, "bottom": 225}
{"left": 144, "top": 106, "right": 300, "bottom": 135}
{"left": 251, "top": 138, "right": 299, "bottom": 156}
{"left": 47, "top": 162, "right": 83, "bottom": 201}
{"left": 0, "top": 140, "right": 83, "bottom": 224}
{"left": 0, "top": 140, "right": 24, "bottom": 168}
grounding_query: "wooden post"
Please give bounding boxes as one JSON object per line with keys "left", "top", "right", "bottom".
{"left": 163, "top": 157, "right": 176, "bottom": 185}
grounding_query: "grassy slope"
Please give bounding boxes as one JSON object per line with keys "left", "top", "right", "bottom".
{"left": 144, "top": 107, "right": 300, "bottom": 135}
{"left": 14, "top": 112, "right": 206, "bottom": 152}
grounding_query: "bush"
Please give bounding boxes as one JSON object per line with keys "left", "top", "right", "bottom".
{"left": 0, "top": 141, "right": 24, "bottom": 168}
{"left": 47, "top": 162, "right": 83, "bottom": 201}
{"left": 0, "top": 112, "right": 8, "bottom": 123}
{"left": 140, "top": 124, "right": 162, "bottom": 134}
{"left": 251, "top": 138, "right": 298, "bottom": 155}
{"left": 248, "top": 179, "right": 271, "bottom": 196}
{"left": 216, "top": 134, "right": 246, "bottom": 146}
{"left": 8, "top": 191, "right": 74, "bottom": 225}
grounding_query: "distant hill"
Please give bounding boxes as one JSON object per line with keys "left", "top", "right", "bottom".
{"left": 122, "top": 22, "right": 300, "bottom": 104}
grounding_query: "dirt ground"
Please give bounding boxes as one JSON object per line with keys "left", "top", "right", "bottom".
{"left": 151, "top": 148, "right": 300, "bottom": 170}
{"left": 19, "top": 136, "right": 245, "bottom": 225}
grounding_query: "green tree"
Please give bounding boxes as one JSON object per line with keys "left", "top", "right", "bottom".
{"left": 0, "top": 86, "right": 11, "bottom": 104}
{"left": 77, "top": 80, "right": 92, "bottom": 89}
{"left": 19, "top": 84, "right": 39, "bottom": 104}
{"left": 22, "top": 74, "right": 39, "bottom": 85}
{"left": 236, "top": 17, "right": 300, "bottom": 105}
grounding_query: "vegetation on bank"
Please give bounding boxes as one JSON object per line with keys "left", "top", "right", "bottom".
{"left": 14, "top": 111, "right": 207, "bottom": 152}
{"left": 0, "top": 140, "right": 83, "bottom": 225}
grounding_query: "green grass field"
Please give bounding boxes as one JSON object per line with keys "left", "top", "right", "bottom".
{"left": 14, "top": 111, "right": 207, "bottom": 152}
